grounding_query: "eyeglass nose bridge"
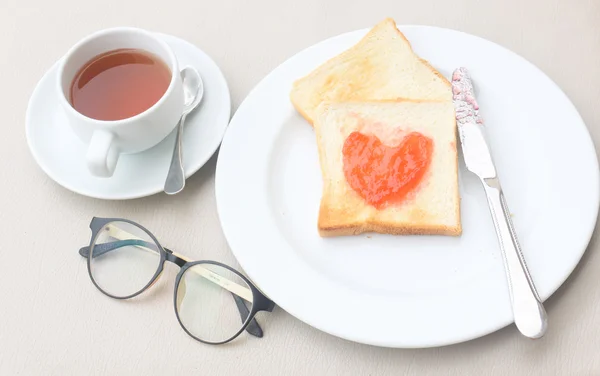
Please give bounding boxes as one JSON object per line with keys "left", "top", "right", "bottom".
{"left": 165, "top": 248, "right": 187, "bottom": 267}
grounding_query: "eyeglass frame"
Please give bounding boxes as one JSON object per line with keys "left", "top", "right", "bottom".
{"left": 78, "top": 217, "right": 275, "bottom": 345}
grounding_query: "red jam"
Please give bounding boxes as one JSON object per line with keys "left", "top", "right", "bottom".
{"left": 342, "top": 131, "right": 433, "bottom": 209}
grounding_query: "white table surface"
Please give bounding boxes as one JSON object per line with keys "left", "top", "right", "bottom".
{"left": 1, "top": 0, "right": 600, "bottom": 374}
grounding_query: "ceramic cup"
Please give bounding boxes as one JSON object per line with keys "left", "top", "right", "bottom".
{"left": 57, "top": 27, "right": 184, "bottom": 177}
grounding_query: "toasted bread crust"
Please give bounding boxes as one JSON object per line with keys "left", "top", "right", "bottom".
{"left": 450, "top": 117, "right": 462, "bottom": 236}
{"left": 318, "top": 222, "right": 462, "bottom": 237}
{"left": 418, "top": 58, "right": 452, "bottom": 88}
{"left": 291, "top": 99, "right": 314, "bottom": 126}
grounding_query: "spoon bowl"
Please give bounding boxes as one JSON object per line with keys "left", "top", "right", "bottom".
{"left": 182, "top": 68, "right": 204, "bottom": 114}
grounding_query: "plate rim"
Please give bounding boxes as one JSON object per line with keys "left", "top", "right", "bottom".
{"left": 25, "top": 32, "right": 231, "bottom": 200}
{"left": 216, "top": 24, "right": 600, "bottom": 347}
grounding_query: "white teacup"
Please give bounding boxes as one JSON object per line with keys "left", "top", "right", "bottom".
{"left": 57, "top": 27, "right": 184, "bottom": 177}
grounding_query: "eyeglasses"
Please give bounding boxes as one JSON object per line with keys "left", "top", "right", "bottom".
{"left": 78, "top": 217, "right": 274, "bottom": 345}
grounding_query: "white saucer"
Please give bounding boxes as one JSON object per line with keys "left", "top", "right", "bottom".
{"left": 26, "top": 33, "right": 231, "bottom": 200}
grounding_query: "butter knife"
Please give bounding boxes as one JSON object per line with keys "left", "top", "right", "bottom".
{"left": 451, "top": 67, "right": 547, "bottom": 339}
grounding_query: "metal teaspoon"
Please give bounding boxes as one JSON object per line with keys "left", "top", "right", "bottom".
{"left": 164, "top": 66, "right": 204, "bottom": 195}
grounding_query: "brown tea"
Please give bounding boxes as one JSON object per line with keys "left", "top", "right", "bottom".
{"left": 70, "top": 48, "right": 171, "bottom": 121}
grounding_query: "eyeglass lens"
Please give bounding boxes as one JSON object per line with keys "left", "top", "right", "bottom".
{"left": 89, "top": 221, "right": 162, "bottom": 298}
{"left": 176, "top": 263, "right": 254, "bottom": 343}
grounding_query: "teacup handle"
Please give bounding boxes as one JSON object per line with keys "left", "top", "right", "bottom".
{"left": 86, "top": 130, "right": 119, "bottom": 177}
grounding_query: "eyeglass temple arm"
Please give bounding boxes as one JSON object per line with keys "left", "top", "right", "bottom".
{"left": 79, "top": 239, "right": 150, "bottom": 258}
{"left": 232, "top": 294, "right": 263, "bottom": 338}
{"left": 79, "top": 240, "right": 265, "bottom": 338}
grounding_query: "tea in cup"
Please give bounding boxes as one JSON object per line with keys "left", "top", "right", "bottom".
{"left": 57, "top": 27, "right": 184, "bottom": 177}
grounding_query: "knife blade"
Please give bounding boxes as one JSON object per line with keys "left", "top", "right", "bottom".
{"left": 452, "top": 67, "right": 547, "bottom": 339}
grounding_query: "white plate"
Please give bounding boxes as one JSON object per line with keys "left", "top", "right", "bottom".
{"left": 216, "top": 25, "right": 599, "bottom": 347}
{"left": 26, "top": 33, "right": 230, "bottom": 200}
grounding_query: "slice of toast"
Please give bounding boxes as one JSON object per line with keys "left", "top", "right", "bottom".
{"left": 315, "top": 101, "right": 461, "bottom": 237}
{"left": 290, "top": 18, "right": 452, "bottom": 125}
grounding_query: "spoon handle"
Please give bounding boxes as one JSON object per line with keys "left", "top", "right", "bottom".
{"left": 164, "top": 115, "right": 187, "bottom": 195}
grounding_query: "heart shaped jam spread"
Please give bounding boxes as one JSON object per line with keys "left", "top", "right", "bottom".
{"left": 342, "top": 131, "right": 433, "bottom": 208}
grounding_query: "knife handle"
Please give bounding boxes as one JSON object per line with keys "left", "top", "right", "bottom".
{"left": 481, "top": 178, "right": 548, "bottom": 339}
